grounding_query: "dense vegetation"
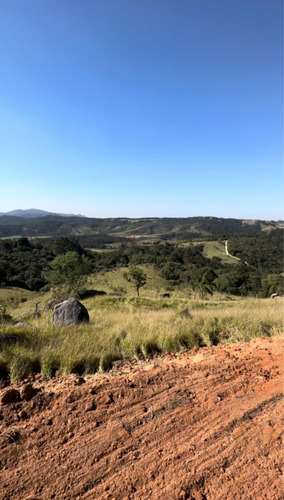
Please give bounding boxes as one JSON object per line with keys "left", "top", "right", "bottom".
{"left": 227, "top": 230, "right": 283, "bottom": 273}
{"left": 0, "top": 230, "right": 283, "bottom": 297}
{"left": 0, "top": 237, "right": 91, "bottom": 291}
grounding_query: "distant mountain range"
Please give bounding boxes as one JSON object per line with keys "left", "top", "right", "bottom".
{"left": 0, "top": 209, "right": 85, "bottom": 218}
{"left": 0, "top": 211, "right": 282, "bottom": 240}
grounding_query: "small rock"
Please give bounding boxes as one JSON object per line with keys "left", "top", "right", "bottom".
{"left": 24, "top": 496, "right": 42, "bottom": 500}
{"left": 21, "top": 384, "right": 36, "bottom": 402}
{"left": 86, "top": 400, "right": 96, "bottom": 412}
{"left": 1, "top": 388, "right": 20, "bottom": 405}
{"left": 66, "top": 394, "right": 75, "bottom": 404}
{"left": 100, "top": 394, "right": 114, "bottom": 405}
{"left": 18, "top": 410, "right": 28, "bottom": 420}
{"left": 4, "top": 428, "right": 20, "bottom": 444}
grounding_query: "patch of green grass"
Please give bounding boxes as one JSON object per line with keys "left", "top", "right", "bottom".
{"left": 41, "top": 352, "right": 61, "bottom": 378}
{"left": 9, "top": 348, "right": 41, "bottom": 382}
{"left": 88, "top": 265, "right": 170, "bottom": 297}
{"left": 202, "top": 240, "right": 237, "bottom": 263}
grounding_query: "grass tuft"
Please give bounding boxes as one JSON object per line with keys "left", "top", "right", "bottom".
{"left": 9, "top": 349, "right": 41, "bottom": 382}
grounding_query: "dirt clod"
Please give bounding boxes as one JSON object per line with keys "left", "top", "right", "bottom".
{"left": 18, "top": 410, "right": 28, "bottom": 420}
{"left": 21, "top": 383, "right": 36, "bottom": 401}
{"left": 1, "top": 388, "right": 20, "bottom": 405}
{"left": 75, "top": 376, "right": 85, "bottom": 386}
{"left": 3, "top": 428, "right": 20, "bottom": 444}
{"left": 86, "top": 400, "right": 96, "bottom": 412}
{"left": 99, "top": 393, "right": 114, "bottom": 405}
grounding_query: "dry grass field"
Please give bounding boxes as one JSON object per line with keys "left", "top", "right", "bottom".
{"left": 0, "top": 283, "right": 282, "bottom": 382}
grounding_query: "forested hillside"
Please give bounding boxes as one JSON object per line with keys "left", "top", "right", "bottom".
{"left": 0, "top": 214, "right": 281, "bottom": 239}
{"left": 227, "top": 230, "right": 283, "bottom": 273}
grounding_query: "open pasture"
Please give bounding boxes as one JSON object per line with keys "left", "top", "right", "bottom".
{"left": 0, "top": 287, "right": 282, "bottom": 382}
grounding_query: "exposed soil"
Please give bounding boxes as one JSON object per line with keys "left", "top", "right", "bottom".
{"left": 0, "top": 336, "right": 283, "bottom": 500}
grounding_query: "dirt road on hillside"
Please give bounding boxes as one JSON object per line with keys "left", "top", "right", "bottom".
{"left": 224, "top": 240, "right": 250, "bottom": 266}
{"left": 0, "top": 336, "right": 283, "bottom": 500}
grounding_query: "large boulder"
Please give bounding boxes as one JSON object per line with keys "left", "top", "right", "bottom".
{"left": 53, "top": 299, "right": 89, "bottom": 326}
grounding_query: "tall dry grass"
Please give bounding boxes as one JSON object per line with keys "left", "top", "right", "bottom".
{"left": 0, "top": 296, "right": 282, "bottom": 381}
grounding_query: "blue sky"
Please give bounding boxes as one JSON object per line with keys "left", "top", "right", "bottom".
{"left": 0, "top": 0, "right": 282, "bottom": 219}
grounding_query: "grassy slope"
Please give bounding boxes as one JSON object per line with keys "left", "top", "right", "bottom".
{"left": 88, "top": 265, "right": 173, "bottom": 298}
{"left": 202, "top": 240, "right": 238, "bottom": 264}
{"left": 2, "top": 214, "right": 282, "bottom": 239}
{"left": 0, "top": 276, "right": 283, "bottom": 381}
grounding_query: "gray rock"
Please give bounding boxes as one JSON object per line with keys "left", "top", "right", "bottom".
{"left": 14, "top": 322, "right": 30, "bottom": 328}
{"left": 53, "top": 299, "right": 89, "bottom": 325}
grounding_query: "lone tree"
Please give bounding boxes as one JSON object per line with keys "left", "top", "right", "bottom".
{"left": 123, "top": 266, "right": 147, "bottom": 296}
{"left": 191, "top": 269, "right": 217, "bottom": 300}
{"left": 43, "top": 251, "right": 93, "bottom": 299}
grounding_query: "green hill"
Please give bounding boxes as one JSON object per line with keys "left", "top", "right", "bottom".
{"left": 0, "top": 214, "right": 282, "bottom": 239}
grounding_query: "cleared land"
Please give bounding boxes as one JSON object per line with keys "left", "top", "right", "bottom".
{"left": 202, "top": 240, "right": 238, "bottom": 263}
{"left": 0, "top": 335, "right": 282, "bottom": 499}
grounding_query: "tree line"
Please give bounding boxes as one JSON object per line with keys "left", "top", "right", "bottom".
{"left": 0, "top": 232, "right": 282, "bottom": 297}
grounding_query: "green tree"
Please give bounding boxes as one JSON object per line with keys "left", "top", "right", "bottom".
{"left": 123, "top": 266, "right": 147, "bottom": 296}
{"left": 261, "top": 274, "right": 284, "bottom": 298}
{"left": 43, "top": 251, "right": 93, "bottom": 299}
{"left": 191, "top": 269, "right": 217, "bottom": 299}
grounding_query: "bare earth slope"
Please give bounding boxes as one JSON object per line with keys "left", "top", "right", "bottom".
{"left": 0, "top": 336, "right": 283, "bottom": 500}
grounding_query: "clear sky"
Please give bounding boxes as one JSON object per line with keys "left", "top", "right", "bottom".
{"left": 0, "top": 0, "right": 282, "bottom": 219}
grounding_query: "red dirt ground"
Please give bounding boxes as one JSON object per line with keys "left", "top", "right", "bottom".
{"left": 0, "top": 336, "right": 283, "bottom": 500}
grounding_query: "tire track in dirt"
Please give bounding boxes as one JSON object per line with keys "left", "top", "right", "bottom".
{"left": 0, "top": 336, "right": 283, "bottom": 500}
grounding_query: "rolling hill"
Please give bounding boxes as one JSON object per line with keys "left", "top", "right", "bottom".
{"left": 0, "top": 214, "right": 282, "bottom": 239}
